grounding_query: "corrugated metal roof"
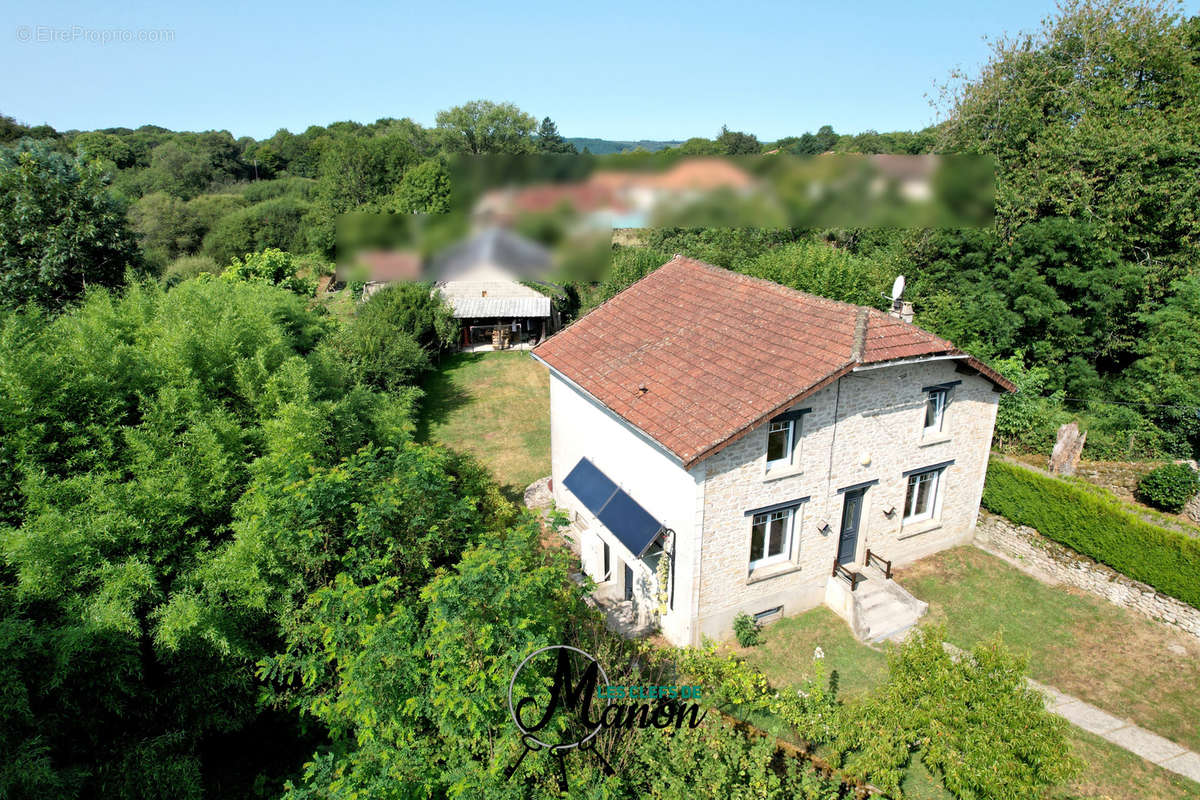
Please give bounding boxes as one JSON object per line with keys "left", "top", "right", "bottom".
{"left": 447, "top": 295, "right": 551, "bottom": 318}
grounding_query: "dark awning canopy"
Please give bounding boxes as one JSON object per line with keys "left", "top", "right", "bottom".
{"left": 563, "top": 458, "right": 665, "bottom": 558}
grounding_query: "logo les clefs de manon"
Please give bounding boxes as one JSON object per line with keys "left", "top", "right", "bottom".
{"left": 506, "top": 645, "right": 707, "bottom": 788}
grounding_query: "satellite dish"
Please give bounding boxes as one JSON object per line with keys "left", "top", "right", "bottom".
{"left": 890, "top": 275, "right": 906, "bottom": 302}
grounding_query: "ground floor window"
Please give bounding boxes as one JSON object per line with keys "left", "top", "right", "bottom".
{"left": 749, "top": 508, "right": 793, "bottom": 568}
{"left": 904, "top": 467, "right": 944, "bottom": 522}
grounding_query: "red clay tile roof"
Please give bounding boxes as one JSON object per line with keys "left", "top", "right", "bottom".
{"left": 533, "top": 256, "right": 1014, "bottom": 467}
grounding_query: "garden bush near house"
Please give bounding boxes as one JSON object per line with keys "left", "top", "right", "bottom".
{"left": 1137, "top": 463, "right": 1200, "bottom": 513}
{"left": 733, "top": 611, "right": 764, "bottom": 647}
{"left": 982, "top": 459, "right": 1200, "bottom": 608}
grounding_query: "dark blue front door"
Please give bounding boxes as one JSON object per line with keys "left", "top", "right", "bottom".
{"left": 838, "top": 488, "right": 866, "bottom": 564}
{"left": 623, "top": 563, "right": 634, "bottom": 601}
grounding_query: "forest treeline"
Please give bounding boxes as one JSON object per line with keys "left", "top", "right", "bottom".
{"left": 5, "top": 3, "right": 1198, "bottom": 461}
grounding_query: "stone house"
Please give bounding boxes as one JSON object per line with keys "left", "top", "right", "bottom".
{"left": 531, "top": 256, "right": 1014, "bottom": 646}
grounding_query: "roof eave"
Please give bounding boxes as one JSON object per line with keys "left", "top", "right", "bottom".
{"left": 680, "top": 361, "right": 858, "bottom": 469}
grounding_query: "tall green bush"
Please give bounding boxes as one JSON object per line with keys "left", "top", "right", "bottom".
{"left": 982, "top": 459, "right": 1200, "bottom": 608}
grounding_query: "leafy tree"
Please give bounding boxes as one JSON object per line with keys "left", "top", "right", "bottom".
{"left": 742, "top": 240, "right": 890, "bottom": 307}
{"left": 716, "top": 125, "right": 761, "bottom": 155}
{"left": 185, "top": 191, "right": 247, "bottom": 234}
{"left": 535, "top": 116, "right": 577, "bottom": 153}
{"left": 1122, "top": 272, "right": 1200, "bottom": 454}
{"left": 434, "top": 100, "right": 538, "bottom": 155}
{"left": 939, "top": 0, "right": 1200, "bottom": 297}
{"left": 384, "top": 157, "right": 451, "bottom": 214}
{"left": 828, "top": 628, "right": 1078, "bottom": 798}
{"left": 0, "top": 140, "right": 141, "bottom": 310}
{"left": 989, "top": 351, "right": 1065, "bottom": 452}
{"left": 127, "top": 191, "right": 203, "bottom": 271}
{"left": 302, "top": 134, "right": 415, "bottom": 254}
{"left": 999, "top": 217, "right": 1143, "bottom": 390}
{"left": 0, "top": 277, "right": 422, "bottom": 798}
{"left": 141, "top": 132, "right": 244, "bottom": 199}
{"left": 73, "top": 131, "right": 135, "bottom": 168}
{"left": 676, "top": 137, "right": 722, "bottom": 155}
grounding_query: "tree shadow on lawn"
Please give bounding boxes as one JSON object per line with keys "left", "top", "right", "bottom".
{"left": 414, "top": 352, "right": 482, "bottom": 441}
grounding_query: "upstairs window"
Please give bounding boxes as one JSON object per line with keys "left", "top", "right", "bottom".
{"left": 766, "top": 419, "right": 794, "bottom": 468}
{"left": 766, "top": 410, "right": 807, "bottom": 470}
{"left": 924, "top": 388, "right": 948, "bottom": 434}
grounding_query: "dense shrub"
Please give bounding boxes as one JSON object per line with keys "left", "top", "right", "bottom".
{"left": 733, "top": 611, "right": 763, "bottom": 647}
{"left": 1136, "top": 463, "right": 1200, "bottom": 513}
{"left": 239, "top": 176, "right": 317, "bottom": 204}
{"left": 202, "top": 196, "right": 311, "bottom": 265}
{"left": 222, "top": 247, "right": 318, "bottom": 295}
{"left": 335, "top": 282, "right": 458, "bottom": 391}
{"left": 982, "top": 459, "right": 1200, "bottom": 608}
{"left": 741, "top": 240, "right": 890, "bottom": 308}
{"left": 163, "top": 253, "right": 220, "bottom": 286}
{"left": 679, "top": 626, "right": 1076, "bottom": 798}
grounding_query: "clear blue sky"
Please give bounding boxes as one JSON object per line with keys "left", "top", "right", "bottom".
{"left": 3, "top": 0, "right": 1197, "bottom": 141}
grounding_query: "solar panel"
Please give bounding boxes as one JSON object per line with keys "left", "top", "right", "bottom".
{"left": 562, "top": 458, "right": 665, "bottom": 558}
{"left": 595, "top": 489, "right": 664, "bottom": 558}
{"left": 563, "top": 458, "right": 618, "bottom": 514}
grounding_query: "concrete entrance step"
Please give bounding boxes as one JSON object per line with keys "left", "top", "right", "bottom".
{"left": 824, "top": 564, "right": 928, "bottom": 643}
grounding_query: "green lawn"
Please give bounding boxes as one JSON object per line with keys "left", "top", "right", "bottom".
{"left": 417, "top": 351, "right": 550, "bottom": 497}
{"left": 735, "top": 606, "right": 888, "bottom": 697}
{"left": 734, "top": 556, "right": 1200, "bottom": 800}
{"left": 897, "top": 546, "right": 1200, "bottom": 754}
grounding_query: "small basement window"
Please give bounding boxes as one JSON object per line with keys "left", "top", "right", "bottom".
{"left": 754, "top": 605, "right": 783, "bottom": 623}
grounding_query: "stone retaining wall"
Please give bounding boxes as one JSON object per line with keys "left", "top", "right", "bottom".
{"left": 974, "top": 510, "right": 1200, "bottom": 640}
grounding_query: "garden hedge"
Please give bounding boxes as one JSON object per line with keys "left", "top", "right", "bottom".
{"left": 981, "top": 459, "right": 1200, "bottom": 610}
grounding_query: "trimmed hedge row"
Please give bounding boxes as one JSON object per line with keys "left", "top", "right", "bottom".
{"left": 981, "top": 459, "right": 1200, "bottom": 610}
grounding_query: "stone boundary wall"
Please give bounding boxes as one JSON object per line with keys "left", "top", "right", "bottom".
{"left": 974, "top": 510, "right": 1200, "bottom": 640}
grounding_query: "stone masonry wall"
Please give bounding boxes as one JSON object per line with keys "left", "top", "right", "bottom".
{"left": 975, "top": 509, "right": 1200, "bottom": 640}
{"left": 694, "top": 359, "right": 1000, "bottom": 640}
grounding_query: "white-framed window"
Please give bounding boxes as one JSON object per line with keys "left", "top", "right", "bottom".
{"left": 903, "top": 467, "right": 944, "bottom": 523}
{"left": 924, "top": 388, "right": 948, "bottom": 434}
{"left": 749, "top": 507, "right": 794, "bottom": 568}
{"left": 766, "top": 417, "right": 798, "bottom": 469}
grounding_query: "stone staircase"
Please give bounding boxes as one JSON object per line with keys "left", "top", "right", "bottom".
{"left": 825, "top": 563, "right": 928, "bottom": 643}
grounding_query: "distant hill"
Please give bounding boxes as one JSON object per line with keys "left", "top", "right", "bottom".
{"left": 566, "top": 138, "right": 683, "bottom": 154}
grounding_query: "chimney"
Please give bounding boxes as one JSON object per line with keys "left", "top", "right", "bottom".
{"left": 888, "top": 299, "right": 914, "bottom": 324}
